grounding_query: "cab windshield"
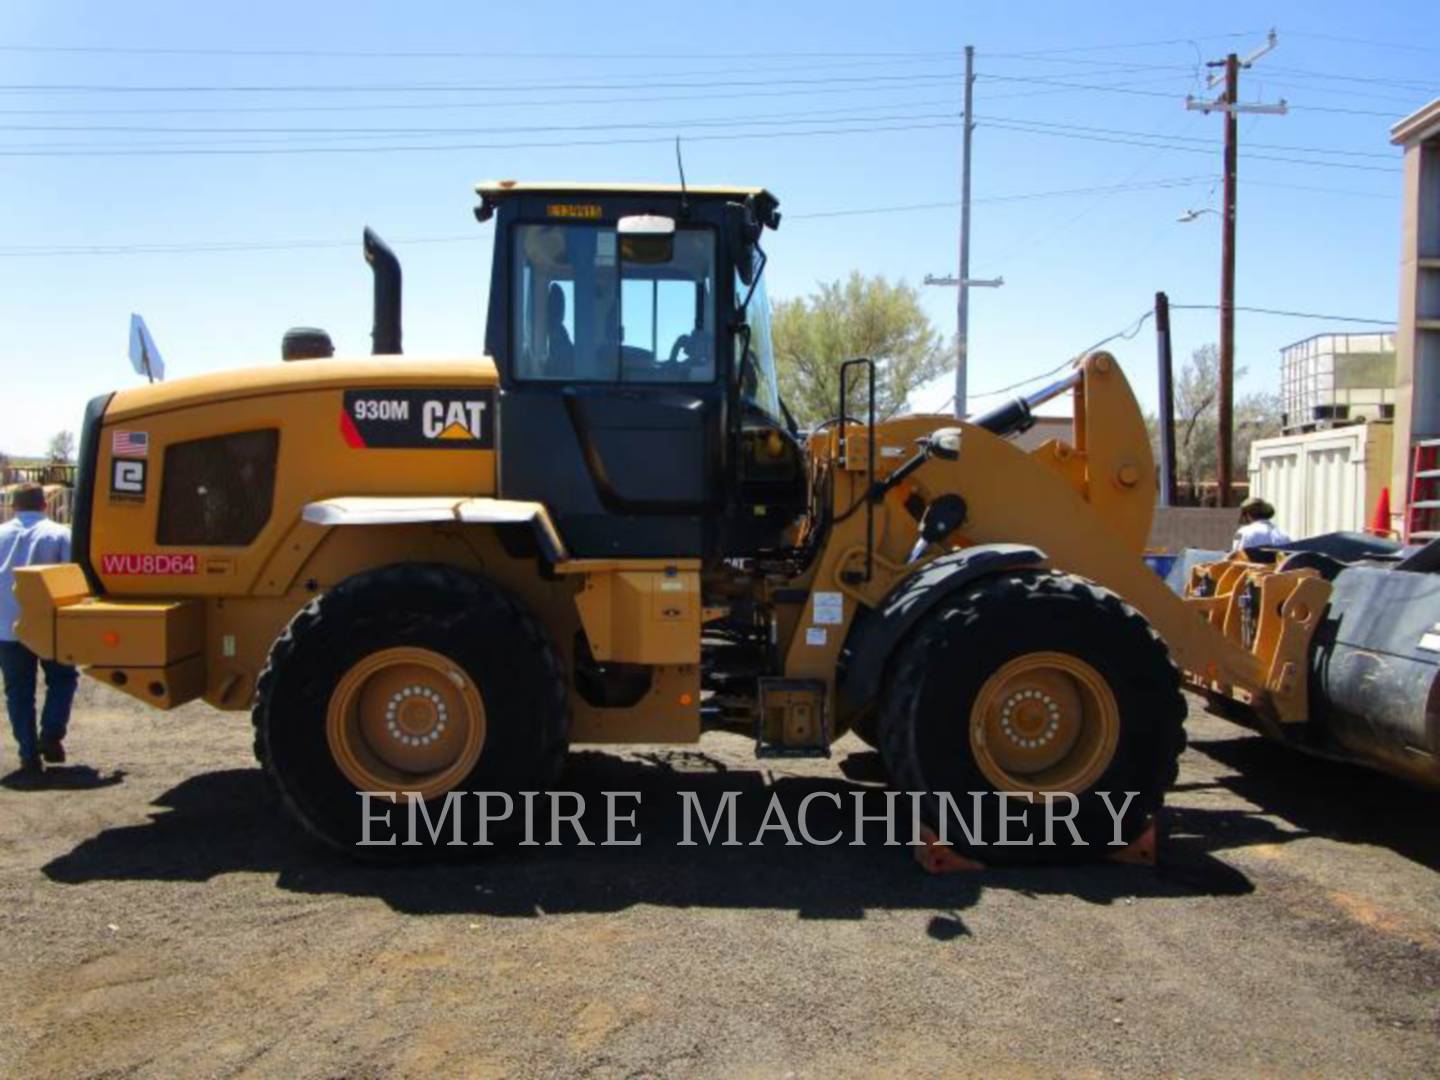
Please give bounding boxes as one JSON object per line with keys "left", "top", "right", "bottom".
{"left": 513, "top": 223, "right": 716, "bottom": 383}
{"left": 736, "top": 265, "right": 782, "bottom": 420}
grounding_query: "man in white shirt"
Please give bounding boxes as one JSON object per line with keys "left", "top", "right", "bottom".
{"left": 1231, "top": 497, "right": 1292, "bottom": 553}
{"left": 0, "top": 484, "right": 78, "bottom": 779}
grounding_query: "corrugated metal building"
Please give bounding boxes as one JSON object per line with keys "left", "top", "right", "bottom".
{"left": 1390, "top": 98, "right": 1440, "bottom": 533}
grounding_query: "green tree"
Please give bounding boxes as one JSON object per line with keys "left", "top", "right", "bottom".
{"left": 1148, "top": 344, "right": 1281, "bottom": 491}
{"left": 47, "top": 430, "right": 76, "bottom": 463}
{"left": 772, "top": 272, "right": 950, "bottom": 427}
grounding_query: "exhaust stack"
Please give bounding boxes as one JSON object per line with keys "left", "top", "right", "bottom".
{"left": 363, "top": 227, "right": 402, "bottom": 355}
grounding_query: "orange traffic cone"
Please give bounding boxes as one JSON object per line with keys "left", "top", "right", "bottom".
{"left": 1370, "top": 487, "right": 1391, "bottom": 537}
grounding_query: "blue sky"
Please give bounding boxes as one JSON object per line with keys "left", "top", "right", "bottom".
{"left": 1, "top": 0, "right": 1434, "bottom": 454}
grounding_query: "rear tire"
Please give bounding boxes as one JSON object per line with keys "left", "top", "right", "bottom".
{"left": 253, "top": 563, "right": 569, "bottom": 855}
{"left": 879, "top": 570, "right": 1185, "bottom": 863}
{"left": 849, "top": 709, "right": 880, "bottom": 750}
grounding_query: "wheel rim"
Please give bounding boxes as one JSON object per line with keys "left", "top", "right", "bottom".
{"left": 969, "top": 651, "right": 1120, "bottom": 794}
{"left": 326, "top": 646, "right": 486, "bottom": 801}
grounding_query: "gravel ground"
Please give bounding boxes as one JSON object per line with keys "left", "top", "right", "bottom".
{"left": 0, "top": 682, "right": 1437, "bottom": 1078}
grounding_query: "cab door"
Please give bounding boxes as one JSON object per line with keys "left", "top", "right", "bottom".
{"left": 495, "top": 212, "right": 728, "bottom": 558}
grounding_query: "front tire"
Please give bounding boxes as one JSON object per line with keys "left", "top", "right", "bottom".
{"left": 879, "top": 570, "right": 1185, "bottom": 863}
{"left": 253, "top": 563, "right": 569, "bottom": 854}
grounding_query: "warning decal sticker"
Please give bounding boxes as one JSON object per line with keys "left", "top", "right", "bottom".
{"left": 812, "top": 591, "right": 844, "bottom": 626}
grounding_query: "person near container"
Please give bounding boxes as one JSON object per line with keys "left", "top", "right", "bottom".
{"left": 1231, "top": 496, "right": 1292, "bottom": 552}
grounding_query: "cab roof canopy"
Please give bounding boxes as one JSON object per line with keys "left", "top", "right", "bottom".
{"left": 476, "top": 179, "right": 770, "bottom": 199}
{"left": 474, "top": 180, "right": 780, "bottom": 227}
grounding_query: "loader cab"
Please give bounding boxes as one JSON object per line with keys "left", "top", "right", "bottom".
{"left": 479, "top": 182, "right": 805, "bottom": 560}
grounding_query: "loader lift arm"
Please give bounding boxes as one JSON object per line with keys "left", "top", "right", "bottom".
{"left": 782, "top": 351, "right": 1298, "bottom": 733}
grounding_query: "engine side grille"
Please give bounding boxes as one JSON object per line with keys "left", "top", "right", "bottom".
{"left": 158, "top": 429, "right": 279, "bottom": 547}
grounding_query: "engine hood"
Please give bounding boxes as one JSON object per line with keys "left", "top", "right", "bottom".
{"left": 105, "top": 355, "right": 499, "bottom": 422}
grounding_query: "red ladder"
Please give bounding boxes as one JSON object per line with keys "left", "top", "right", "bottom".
{"left": 1406, "top": 439, "right": 1440, "bottom": 542}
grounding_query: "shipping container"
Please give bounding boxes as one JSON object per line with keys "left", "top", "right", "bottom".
{"left": 1248, "top": 422, "right": 1394, "bottom": 538}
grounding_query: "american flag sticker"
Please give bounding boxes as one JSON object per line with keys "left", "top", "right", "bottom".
{"left": 113, "top": 430, "right": 149, "bottom": 458}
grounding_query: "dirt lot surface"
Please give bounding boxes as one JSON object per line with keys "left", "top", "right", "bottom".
{"left": 1, "top": 683, "right": 1437, "bottom": 1078}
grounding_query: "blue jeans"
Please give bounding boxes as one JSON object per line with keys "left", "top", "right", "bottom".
{"left": 0, "top": 640, "right": 77, "bottom": 762}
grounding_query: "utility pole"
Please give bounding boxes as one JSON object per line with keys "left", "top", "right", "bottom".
{"left": 1155, "top": 291, "right": 1177, "bottom": 507}
{"left": 958, "top": 43, "right": 974, "bottom": 419}
{"left": 1186, "top": 29, "right": 1285, "bottom": 507}
{"left": 927, "top": 44, "right": 1002, "bottom": 418}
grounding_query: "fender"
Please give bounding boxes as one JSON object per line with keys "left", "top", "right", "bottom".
{"left": 836, "top": 543, "right": 1048, "bottom": 720}
{"left": 301, "top": 496, "right": 568, "bottom": 563}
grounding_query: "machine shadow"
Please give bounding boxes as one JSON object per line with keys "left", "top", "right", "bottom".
{"left": 43, "top": 748, "right": 1254, "bottom": 920}
{"left": 1188, "top": 728, "right": 1440, "bottom": 872}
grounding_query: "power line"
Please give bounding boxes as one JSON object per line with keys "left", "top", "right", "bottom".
{"left": 981, "top": 114, "right": 1396, "bottom": 159}
{"left": 1241, "top": 177, "right": 1393, "bottom": 199}
{"left": 964, "top": 301, "right": 1394, "bottom": 405}
{"left": 1171, "top": 303, "right": 1393, "bottom": 325}
{"left": 987, "top": 106, "right": 1210, "bottom": 273}
{"left": 981, "top": 56, "right": 1194, "bottom": 74}
{"left": 0, "top": 177, "right": 1222, "bottom": 255}
{"left": 0, "top": 235, "right": 479, "bottom": 257}
{"left": 977, "top": 71, "right": 1413, "bottom": 117}
{"left": 0, "top": 70, "right": 969, "bottom": 95}
{"left": 1253, "top": 74, "right": 1439, "bottom": 109}
{"left": 993, "top": 313, "right": 1156, "bottom": 396}
{"left": 976, "top": 174, "right": 1214, "bottom": 204}
{"left": 0, "top": 105, "right": 964, "bottom": 137}
{"left": 1285, "top": 30, "right": 1440, "bottom": 55}
{"left": 880, "top": 177, "right": 1215, "bottom": 237}
{"left": 3, "top": 107, "right": 1388, "bottom": 167}
{"left": 0, "top": 80, "right": 968, "bottom": 117}
{"left": 978, "top": 72, "right": 1188, "bottom": 99}
{"left": 0, "top": 117, "right": 964, "bottom": 158}
{"left": 12, "top": 63, "right": 1423, "bottom": 107}
{"left": 1285, "top": 102, "right": 1407, "bottom": 119}
{"left": 0, "top": 110, "right": 967, "bottom": 152}
{"left": 984, "top": 32, "right": 1263, "bottom": 57}
{"left": 981, "top": 72, "right": 1207, "bottom": 103}
{"left": 0, "top": 38, "right": 1428, "bottom": 111}
{"left": 0, "top": 43, "right": 960, "bottom": 60}
{"left": 30, "top": 93, "right": 1403, "bottom": 153}
{"left": 0, "top": 32, "right": 1261, "bottom": 61}
{"left": 1264, "top": 64, "right": 1439, "bottom": 91}
{"left": 980, "top": 117, "right": 1401, "bottom": 173}
{"left": 947, "top": 309, "right": 1157, "bottom": 409}
{"left": 0, "top": 70, "right": 1186, "bottom": 117}
{"left": 16, "top": 86, "right": 1278, "bottom": 135}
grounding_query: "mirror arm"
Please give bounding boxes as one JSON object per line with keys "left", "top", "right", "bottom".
{"left": 778, "top": 395, "right": 800, "bottom": 437}
{"left": 731, "top": 321, "right": 754, "bottom": 399}
{"left": 738, "top": 241, "right": 767, "bottom": 315}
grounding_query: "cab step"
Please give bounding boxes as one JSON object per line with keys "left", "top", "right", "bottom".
{"left": 755, "top": 678, "right": 830, "bottom": 757}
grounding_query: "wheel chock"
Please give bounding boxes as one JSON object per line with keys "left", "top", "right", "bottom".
{"left": 1105, "top": 816, "right": 1159, "bottom": 866}
{"left": 911, "top": 816, "right": 1160, "bottom": 874}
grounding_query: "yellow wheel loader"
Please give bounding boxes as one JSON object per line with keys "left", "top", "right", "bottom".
{"left": 12, "top": 181, "right": 1324, "bottom": 858}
